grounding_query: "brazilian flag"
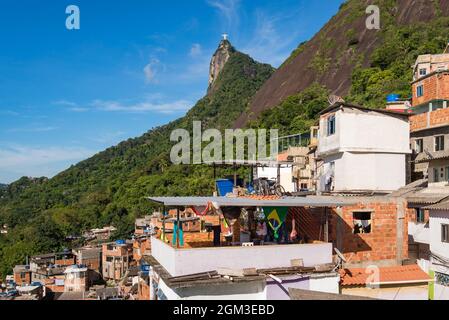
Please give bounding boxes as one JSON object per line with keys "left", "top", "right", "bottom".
{"left": 263, "top": 207, "right": 288, "bottom": 240}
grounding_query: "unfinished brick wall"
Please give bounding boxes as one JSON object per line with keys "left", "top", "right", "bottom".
{"left": 406, "top": 207, "right": 430, "bottom": 224}
{"left": 412, "top": 72, "right": 449, "bottom": 107}
{"left": 332, "top": 200, "right": 408, "bottom": 266}
{"left": 290, "top": 199, "right": 408, "bottom": 267}
{"left": 430, "top": 108, "right": 449, "bottom": 127}
{"left": 138, "top": 279, "right": 151, "bottom": 300}
{"left": 410, "top": 113, "right": 427, "bottom": 132}
{"left": 133, "top": 238, "right": 151, "bottom": 261}
{"left": 13, "top": 271, "right": 31, "bottom": 286}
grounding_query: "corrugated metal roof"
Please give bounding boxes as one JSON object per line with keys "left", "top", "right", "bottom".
{"left": 424, "top": 199, "right": 449, "bottom": 210}
{"left": 413, "top": 150, "right": 449, "bottom": 164}
{"left": 406, "top": 194, "right": 449, "bottom": 204}
{"left": 319, "top": 102, "right": 411, "bottom": 118}
{"left": 147, "top": 196, "right": 357, "bottom": 207}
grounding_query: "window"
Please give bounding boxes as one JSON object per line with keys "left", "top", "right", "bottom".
{"left": 419, "top": 68, "right": 427, "bottom": 76}
{"left": 415, "top": 139, "right": 424, "bottom": 153}
{"left": 416, "top": 208, "right": 425, "bottom": 223}
{"left": 417, "top": 85, "right": 424, "bottom": 97}
{"left": 442, "top": 224, "right": 449, "bottom": 243}
{"left": 435, "top": 136, "right": 445, "bottom": 151}
{"left": 434, "top": 168, "right": 441, "bottom": 183}
{"left": 353, "top": 212, "right": 372, "bottom": 234}
{"left": 327, "top": 115, "right": 336, "bottom": 136}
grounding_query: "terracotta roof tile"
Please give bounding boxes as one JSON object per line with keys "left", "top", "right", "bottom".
{"left": 240, "top": 195, "right": 282, "bottom": 201}
{"left": 339, "top": 265, "right": 432, "bottom": 287}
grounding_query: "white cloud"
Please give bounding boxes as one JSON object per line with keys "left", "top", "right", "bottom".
{"left": 6, "top": 126, "right": 58, "bottom": 133}
{"left": 69, "top": 107, "right": 89, "bottom": 112}
{"left": 206, "top": 0, "right": 303, "bottom": 67}
{"left": 53, "top": 100, "right": 78, "bottom": 107}
{"left": 91, "top": 99, "right": 191, "bottom": 115}
{"left": 207, "top": 0, "right": 240, "bottom": 33}
{"left": 241, "top": 10, "right": 300, "bottom": 67}
{"left": 0, "top": 110, "right": 20, "bottom": 116}
{"left": 143, "top": 58, "right": 161, "bottom": 83}
{"left": 190, "top": 43, "right": 203, "bottom": 57}
{"left": 0, "top": 145, "right": 95, "bottom": 183}
{"left": 53, "top": 100, "right": 89, "bottom": 112}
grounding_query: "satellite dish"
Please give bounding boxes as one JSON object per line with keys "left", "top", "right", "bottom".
{"left": 328, "top": 95, "right": 345, "bottom": 106}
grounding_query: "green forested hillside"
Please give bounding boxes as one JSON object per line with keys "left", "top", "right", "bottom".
{"left": 251, "top": 1, "right": 449, "bottom": 136}
{"left": 0, "top": 47, "right": 274, "bottom": 278}
{"left": 2, "top": 0, "right": 449, "bottom": 279}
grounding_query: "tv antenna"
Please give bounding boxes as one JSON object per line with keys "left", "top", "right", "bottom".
{"left": 328, "top": 95, "right": 345, "bottom": 106}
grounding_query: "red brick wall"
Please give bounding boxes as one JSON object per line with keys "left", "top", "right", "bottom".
{"left": 55, "top": 257, "right": 76, "bottom": 266}
{"left": 410, "top": 107, "right": 449, "bottom": 133}
{"left": 410, "top": 113, "right": 427, "bottom": 132}
{"left": 291, "top": 200, "right": 408, "bottom": 266}
{"left": 13, "top": 271, "right": 31, "bottom": 286}
{"left": 138, "top": 280, "right": 151, "bottom": 300}
{"left": 133, "top": 238, "right": 151, "bottom": 261}
{"left": 334, "top": 201, "right": 408, "bottom": 264}
{"left": 406, "top": 207, "right": 430, "bottom": 224}
{"left": 430, "top": 108, "right": 449, "bottom": 127}
{"left": 412, "top": 72, "right": 449, "bottom": 107}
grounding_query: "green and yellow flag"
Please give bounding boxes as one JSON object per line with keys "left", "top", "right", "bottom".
{"left": 263, "top": 207, "right": 288, "bottom": 240}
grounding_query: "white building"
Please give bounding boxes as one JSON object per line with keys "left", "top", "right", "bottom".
{"left": 316, "top": 103, "right": 411, "bottom": 193}
{"left": 423, "top": 200, "right": 449, "bottom": 300}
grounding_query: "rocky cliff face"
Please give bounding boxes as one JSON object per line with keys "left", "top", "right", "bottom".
{"left": 208, "top": 39, "right": 235, "bottom": 92}
{"left": 234, "top": 0, "right": 449, "bottom": 128}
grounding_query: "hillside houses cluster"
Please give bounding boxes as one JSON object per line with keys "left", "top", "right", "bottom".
{"left": 2, "top": 52, "right": 449, "bottom": 300}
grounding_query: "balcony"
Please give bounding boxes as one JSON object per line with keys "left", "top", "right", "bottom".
{"left": 151, "top": 237, "right": 333, "bottom": 277}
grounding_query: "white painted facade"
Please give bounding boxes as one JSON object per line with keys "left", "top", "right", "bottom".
{"left": 151, "top": 237, "right": 333, "bottom": 277}
{"left": 429, "top": 210, "right": 449, "bottom": 276}
{"left": 317, "top": 106, "right": 411, "bottom": 192}
{"left": 256, "top": 165, "right": 296, "bottom": 192}
{"left": 156, "top": 276, "right": 267, "bottom": 300}
{"left": 150, "top": 238, "right": 339, "bottom": 300}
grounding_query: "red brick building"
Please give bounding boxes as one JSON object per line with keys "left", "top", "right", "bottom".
{"left": 409, "top": 53, "right": 449, "bottom": 181}
{"left": 13, "top": 265, "right": 32, "bottom": 286}
{"left": 290, "top": 196, "right": 408, "bottom": 267}
{"left": 102, "top": 241, "right": 133, "bottom": 281}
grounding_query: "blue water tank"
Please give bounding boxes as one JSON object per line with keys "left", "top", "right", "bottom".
{"left": 216, "top": 179, "right": 234, "bottom": 196}
{"left": 387, "top": 94, "right": 400, "bottom": 102}
{"left": 116, "top": 239, "right": 125, "bottom": 245}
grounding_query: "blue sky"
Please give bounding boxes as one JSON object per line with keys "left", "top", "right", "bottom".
{"left": 0, "top": 0, "right": 344, "bottom": 183}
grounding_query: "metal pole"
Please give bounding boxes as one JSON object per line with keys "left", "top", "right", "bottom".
{"left": 324, "top": 207, "right": 329, "bottom": 242}
{"left": 176, "top": 208, "right": 180, "bottom": 249}
{"left": 213, "top": 163, "right": 217, "bottom": 195}
{"left": 162, "top": 206, "right": 166, "bottom": 242}
{"left": 277, "top": 165, "right": 281, "bottom": 184}
{"left": 233, "top": 163, "right": 237, "bottom": 187}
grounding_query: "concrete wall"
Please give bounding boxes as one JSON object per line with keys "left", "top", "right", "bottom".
{"left": 318, "top": 109, "right": 410, "bottom": 156}
{"left": 257, "top": 166, "right": 295, "bottom": 192}
{"left": 429, "top": 210, "right": 449, "bottom": 276}
{"left": 317, "top": 108, "right": 410, "bottom": 192}
{"left": 342, "top": 284, "right": 429, "bottom": 300}
{"left": 326, "top": 152, "right": 406, "bottom": 192}
{"left": 156, "top": 276, "right": 267, "bottom": 300}
{"left": 151, "top": 238, "right": 333, "bottom": 277}
{"left": 265, "top": 273, "right": 339, "bottom": 300}
{"left": 329, "top": 198, "right": 408, "bottom": 266}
